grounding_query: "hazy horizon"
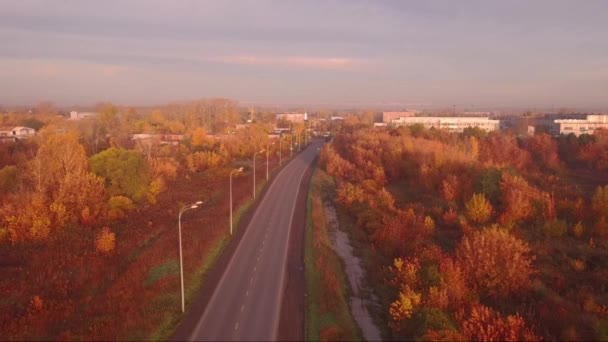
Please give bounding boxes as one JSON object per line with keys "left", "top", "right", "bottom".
{"left": 1, "top": 0, "right": 607, "bottom": 108}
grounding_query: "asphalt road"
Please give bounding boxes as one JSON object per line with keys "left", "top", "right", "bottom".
{"left": 188, "top": 141, "right": 323, "bottom": 341}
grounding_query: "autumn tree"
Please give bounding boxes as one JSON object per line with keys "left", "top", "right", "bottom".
{"left": 189, "top": 127, "right": 212, "bottom": 149}
{"left": 33, "top": 130, "right": 88, "bottom": 194}
{"left": 592, "top": 185, "right": 608, "bottom": 218}
{"left": 499, "top": 173, "right": 553, "bottom": 223}
{"left": 441, "top": 174, "right": 460, "bottom": 203}
{"left": 458, "top": 303, "right": 541, "bottom": 341}
{"left": 522, "top": 133, "right": 561, "bottom": 170}
{"left": 474, "top": 167, "right": 502, "bottom": 205}
{"left": 456, "top": 227, "right": 535, "bottom": 299}
{"left": 2, "top": 192, "right": 51, "bottom": 243}
{"left": 90, "top": 148, "right": 150, "bottom": 202}
{"left": 0, "top": 165, "right": 17, "bottom": 194}
{"left": 465, "top": 193, "right": 493, "bottom": 225}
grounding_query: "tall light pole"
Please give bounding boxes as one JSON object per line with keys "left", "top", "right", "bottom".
{"left": 279, "top": 135, "right": 282, "bottom": 166}
{"left": 266, "top": 142, "right": 274, "bottom": 180}
{"left": 178, "top": 200, "right": 203, "bottom": 313}
{"left": 253, "top": 149, "right": 264, "bottom": 198}
{"left": 230, "top": 167, "right": 243, "bottom": 235}
{"left": 290, "top": 134, "right": 293, "bottom": 158}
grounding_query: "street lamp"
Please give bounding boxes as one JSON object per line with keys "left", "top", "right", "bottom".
{"left": 266, "top": 142, "right": 274, "bottom": 180}
{"left": 253, "top": 149, "right": 264, "bottom": 198}
{"left": 279, "top": 135, "right": 282, "bottom": 166}
{"left": 178, "top": 200, "right": 203, "bottom": 313}
{"left": 230, "top": 167, "right": 243, "bottom": 235}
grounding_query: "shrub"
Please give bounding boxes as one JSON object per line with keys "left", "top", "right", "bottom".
{"left": 107, "top": 196, "right": 135, "bottom": 221}
{"left": 542, "top": 219, "right": 568, "bottom": 238}
{"left": 95, "top": 227, "right": 116, "bottom": 254}
{"left": 572, "top": 222, "right": 584, "bottom": 238}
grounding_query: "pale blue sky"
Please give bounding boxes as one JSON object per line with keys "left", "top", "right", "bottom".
{"left": 1, "top": 0, "right": 607, "bottom": 108}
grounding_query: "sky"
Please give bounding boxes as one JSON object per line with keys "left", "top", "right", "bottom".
{"left": 1, "top": 0, "right": 607, "bottom": 108}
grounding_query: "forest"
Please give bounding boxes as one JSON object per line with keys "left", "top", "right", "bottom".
{"left": 318, "top": 123, "right": 608, "bottom": 340}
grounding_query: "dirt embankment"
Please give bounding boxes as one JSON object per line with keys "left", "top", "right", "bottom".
{"left": 325, "top": 201, "right": 383, "bottom": 342}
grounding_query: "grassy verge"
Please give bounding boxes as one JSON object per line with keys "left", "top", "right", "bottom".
{"left": 148, "top": 236, "right": 229, "bottom": 341}
{"left": 147, "top": 173, "right": 273, "bottom": 340}
{"left": 305, "top": 167, "right": 361, "bottom": 341}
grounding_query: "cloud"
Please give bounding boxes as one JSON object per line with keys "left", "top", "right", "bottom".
{"left": 210, "top": 55, "right": 365, "bottom": 70}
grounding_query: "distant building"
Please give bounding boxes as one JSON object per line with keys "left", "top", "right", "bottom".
{"left": 69, "top": 111, "right": 97, "bottom": 120}
{"left": 131, "top": 133, "right": 185, "bottom": 145}
{"left": 275, "top": 113, "right": 307, "bottom": 123}
{"left": 554, "top": 114, "right": 608, "bottom": 136}
{"left": 0, "top": 126, "right": 36, "bottom": 142}
{"left": 392, "top": 117, "right": 500, "bottom": 133}
{"left": 382, "top": 111, "right": 418, "bottom": 123}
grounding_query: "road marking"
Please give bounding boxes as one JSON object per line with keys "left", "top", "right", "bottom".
{"left": 254, "top": 266, "right": 257, "bottom": 272}
{"left": 246, "top": 290, "right": 249, "bottom": 296}
{"left": 250, "top": 276, "right": 253, "bottom": 284}
{"left": 241, "top": 305, "right": 244, "bottom": 312}
{"left": 234, "top": 322, "right": 239, "bottom": 330}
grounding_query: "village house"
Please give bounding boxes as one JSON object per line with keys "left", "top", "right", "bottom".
{"left": 0, "top": 126, "right": 36, "bottom": 142}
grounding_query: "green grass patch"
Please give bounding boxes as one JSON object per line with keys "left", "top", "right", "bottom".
{"left": 144, "top": 259, "right": 179, "bottom": 287}
{"left": 305, "top": 167, "right": 361, "bottom": 341}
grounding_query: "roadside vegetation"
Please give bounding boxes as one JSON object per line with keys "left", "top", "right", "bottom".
{"left": 305, "top": 168, "right": 361, "bottom": 341}
{"left": 319, "top": 123, "right": 608, "bottom": 340}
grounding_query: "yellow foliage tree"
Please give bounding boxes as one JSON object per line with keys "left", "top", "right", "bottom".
{"left": 465, "top": 193, "right": 492, "bottom": 225}
{"left": 390, "top": 285, "right": 421, "bottom": 322}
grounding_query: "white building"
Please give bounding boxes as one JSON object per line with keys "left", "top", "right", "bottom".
{"left": 69, "top": 111, "right": 98, "bottom": 120}
{"left": 275, "top": 113, "right": 307, "bottom": 123}
{"left": 0, "top": 126, "right": 36, "bottom": 142}
{"left": 382, "top": 111, "right": 418, "bottom": 123}
{"left": 554, "top": 114, "right": 608, "bottom": 136}
{"left": 392, "top": 116, "right": 500, "bottom": 133}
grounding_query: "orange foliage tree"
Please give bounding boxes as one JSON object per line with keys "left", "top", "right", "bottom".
{"left": 458, "top": 303, "right": 541, "bottom": 341}
{"left": 456, "top": 227, "right": 535, "bottom": 299}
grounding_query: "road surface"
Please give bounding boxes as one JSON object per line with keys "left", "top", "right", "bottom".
{"left": 188, "top": 141, "right": 322, "bottom": 341}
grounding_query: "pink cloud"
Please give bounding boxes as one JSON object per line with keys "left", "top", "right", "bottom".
{"left": 211, "top": 55, "right": 364, "bottom": 70}
{"left": 101, "top": 65, "right": 130, "bottom": 77}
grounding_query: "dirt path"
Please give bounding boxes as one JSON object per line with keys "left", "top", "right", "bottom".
{"left": 325, "top": 201, "right": 383, "bottom": 342}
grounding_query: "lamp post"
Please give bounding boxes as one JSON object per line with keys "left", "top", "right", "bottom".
{"left": 290, "top": 134, "right": 293, "bottom": 158}
{"left": 253, "top": 149, "right": 264, "bottom": 198}
{"left": 279, "top": 135, "right": 282, "bottom": 166}
{"left": 266, "top": 142, "right": 274, "bottom": 180}
{"left": 230, "top": 167, "right": 243, "bottom": 235}
{"left": 178, "top": 200, "right": 203, "bottom": 313}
